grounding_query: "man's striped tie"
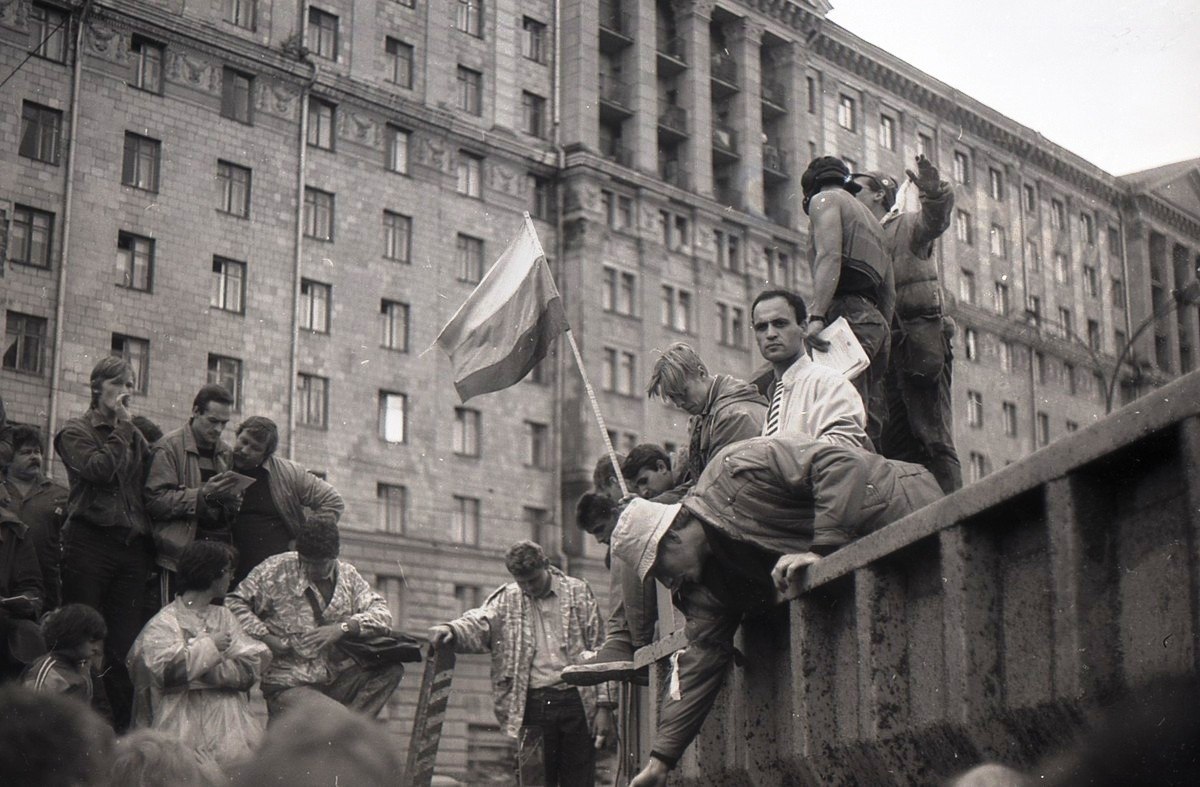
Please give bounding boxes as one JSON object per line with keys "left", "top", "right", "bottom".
{"left": 764, "top": 380, "right": 784, "bottom": 436}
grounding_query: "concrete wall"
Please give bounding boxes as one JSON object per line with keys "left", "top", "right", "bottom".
{"left": 633, "top": 370, "right": 1200, "bottom": 785}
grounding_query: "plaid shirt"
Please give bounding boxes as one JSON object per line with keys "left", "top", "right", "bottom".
{"left": 226, "top": 552, "right": 392, "bottom": 691}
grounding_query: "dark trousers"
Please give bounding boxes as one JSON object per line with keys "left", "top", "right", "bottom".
{"left": 881, "top": 331, "right": 962, "bottom": 494}
{"left": 830, "top": 293, "right": 891, "bottom": 449}
{"left": 264, "top": 662, "right": 405, "bottom": 720}
{"left": 61, "top": 522, "right": 155, "bottom": 731}
{"left": 520, "top": 687, "right": 595, "bottom": 787}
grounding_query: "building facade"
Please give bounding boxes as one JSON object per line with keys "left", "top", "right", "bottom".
{"left": 2, "top": 0, "right": 1198, "bottom": 777}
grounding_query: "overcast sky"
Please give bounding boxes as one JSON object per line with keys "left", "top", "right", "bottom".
{"left": 825, "top": 0, "right": 1200, "bottom": 176}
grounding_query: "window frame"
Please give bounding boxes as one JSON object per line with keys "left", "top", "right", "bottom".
{"left": 3, "top": 311, "right": 49, "bottom": 376}
{"left": 297, "top": 373, "right": 330, "bottom": 428}
{"left": 111, "top": 333, "right": 150, "bottom": 394}
{"left": 379, "top": 390, "right": 408, "bottom": 444}
{"left": 217, "top": 160, "right": 252, "bottom": 218}
{"left": 307, "top": 97, "right": 336, "bottom": 150}
{"left": 206, "top": 354, "right": 243, "bottom": 410}
{"left": 299, "top": 278, "right": 331, "bottom": 334}
{"left": 303, "top": 187, "right": 335, "bottom": 241}
{"left": 10, "top": 205, "right": 55, "bottom": 269}
{"left": 385, "top": 37, "right": 414, "bottom": 88}
{"left": 306, "top": 6, "right": 339, "bottom": 61}
{"left": 121, "top": 132, "right": 162, "bottom": 193}
{"left": 380, "top": 299, "right": 410, "bottom": 352}
{"left": 456, "top": 233, "right": 484, "bottom": 283}
{"left": 457, "top": 65, "right": 482, "bottom": 115}
{"left": 210, "top": 256, "right": 247, "bottom": 314}
{"left": 220, "top": 67, "right": 255, "bottom": 125}
{"left": 19, "top": 101, "right": 62, "bottom": 165}
{"left": 383, "top": 210, "right": 412, "bottom": 262}
{"left": 116, "top": 231, "right": 154, "bottom": 292}
{"left": 453, "top": 407, "right": 481, "bottom": 456}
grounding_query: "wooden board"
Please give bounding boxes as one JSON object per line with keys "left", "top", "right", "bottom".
{"left": 402, "top": 644, "right": 457, "bottom": 787}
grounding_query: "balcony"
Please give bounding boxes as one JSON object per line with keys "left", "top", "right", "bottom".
{"left": 598, "top": 74, "right": 633, "bottom": 122}
{"left": 602, "top": 145, "right": 634, "bottom": 168}
{"left": 657, "top": 104, "right": 689, "bottom": 142}
{"left": 656, "top": 35, "right": 687, "bottom": 75}
{"left": 711, "top": 125, "right": 738, "bottom": 164}
{"left": 710, "top": 50, "right": 738, "bottom": 96}
{"left": 661, "top": 160, "right": 689, "bottom": 190}
{"left": 763, "top": 144, "right": 789, "bottom": 181}
{"left": 598, "top": 4, "right": 634, "bottom": 53}
{"left": 761, "top": 79, "right": 787, "bottom": 116}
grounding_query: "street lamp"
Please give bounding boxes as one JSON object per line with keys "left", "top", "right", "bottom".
{"left": 1104, "top": 278, "right": 1200, "bottom": 413}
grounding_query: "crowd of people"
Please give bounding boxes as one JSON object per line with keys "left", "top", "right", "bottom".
{"left": 0, "top": 362, "right": 404, "bottom": 782}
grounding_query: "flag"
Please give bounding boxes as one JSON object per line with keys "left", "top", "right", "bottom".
{"left": 435, "top": 215, "right": 567, "bottom": 402}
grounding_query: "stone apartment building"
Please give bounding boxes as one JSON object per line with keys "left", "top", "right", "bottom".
{"left": 2, "top": 0, "right": 1198, "bottom": 777}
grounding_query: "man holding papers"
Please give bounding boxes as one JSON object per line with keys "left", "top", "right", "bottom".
{"left": 751, "top": 289, "right": 869, "bottom": 449}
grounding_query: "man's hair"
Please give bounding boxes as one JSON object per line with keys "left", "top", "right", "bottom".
{"left": 131, "top": 415, "right": 163, "bottom": 445}
{"left": 8, "top": 424, "right": 44, "bottom": 455}
{"left": 592, "top": 454, "right": 625, "bottom": 490}
{"left": 296, "top": 520, "right": 340, "bottom": 561}
{"left": 43, "top": 604, "right": 107, "bottom": 653}
{"left": 575, "top": 491, "right": 618, "bottom": 532}
{"left": 176, "top": 541, "right": 235, "bottom": 593}
{"left": 853, "top": 172, "right": 899, "bottom": 211}
{"left": 192, "top": 383, "right": 235, "bottom": 415}
{"left": 622, "top": 443, "right": 670, "bottom": 482}
{"left": 504, "top": 540, "right": 549, "bottom": 577}
{"left": 0, "top": 685, "right": 116, "bottom": 786}
{"left": 111, "top": 729, "right": 225, "bottom": 787}
{"left": 647, "top": 343, "right": 708, "bottom": 401}
{"left": 751, "top": 289, "right": 808, "bottom": 324}
{"left": 235, "top": 416, "right": 280, "bottom": 459}
{"left": 88, "top": 356, "right": 134, "bottom": 409}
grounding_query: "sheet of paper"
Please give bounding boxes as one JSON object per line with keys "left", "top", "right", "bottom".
{"left": 810, "top": 316, "right": 870, "bottom": 378}
{"left": 226, "top": 472, "right": 259, "bottom": 493}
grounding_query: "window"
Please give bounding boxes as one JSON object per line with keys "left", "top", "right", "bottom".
{"left": 1036, "top": 412, "right": 1050, "bottom": 446}
{"left": 299, "top": 279, "right": 330, "bottom": 333}
{"left": 307, "top": 98, "right": 335, "bottom": 149}
{"left": 225, "top": 0, "right": 257, "bottom": 30}
{"left": 917, "top": 132, "right": 933, "bottom": 161}
{"left": 456, "top": 234, "right": 484, "bottom": 283}
{"left": 1107, "top": 226, "right": 1121, "bottom": 256}
{"left": 528, "top": 174, "right": 552, "bottom": 220}
{"left": 297, "top": 374, "right": 328, "bottom": 428}
{"left": 386, "top": 38, "right": 413, "bottom": 88}
{"left": 1114, "top": 329, "right": 1127, "bottom": 356}
{"left": 603, "top": 191, "right": 634, "bottom": 231}
{"left": 1050, "top": 199, "right": 1065, "bottom": 230}
{"left": 306, "top": 7, "right": 339, "bottom": 60}
{"left": 453, "top": 408, "right": 480, "bottom": 455}
{"left": 525, "top": 421, "right": 549, "bottom": 468}
{"left": 714, "top": 228, "right": 741, "bottom": 271}
{"left": 454, "top": 584, "right": 481, "bottom": 614}
{"left": 766, "top": 246, "right": 793, "bottom": 289}
{"left": 1057, "top": 307, "right": 1073, "bottom": 338}
{"left": 989, "top": 224, "right": 1006, "bottom": 257}
{"left": 379, "top": 391, "right": 407, "bottom": 443}
{"left": 30, "top": 3, "right": 67, "bottom": 62}
{"left": 210, "top": 257, "right": 246, "bottom": 314}
{"left": 1034, "top": 351, "right": 1047, "bottom": 384}
{"left": 130, "top": 37, "right": 164, "bottom": 93}
{"left": 993, "top": 281, "right": 1010, "bottom": 315}
{"left": 122, "top": 133, "right": 161, "bottom": 192}
{"left": 385, "top": 125, "right": 410, "bottom": 174}
{"left": 522, "top": 17, "right": 546, "bottom": 62}
{"left": 959, "top": 269, "right": 976, "bottom": 305}
{"left": 116, "top": 232, "right": 153, "bottom": 291}
{"left": 377, "top": 484, "right": 406, "bottom": 533}
{"left": 952, "top": 150, "right": 970, "bottom": 185}
{"left": 602, "top": 267, "right": 636, "bottom": 316}
{"left": 878, "top": 114, "right": 895, "bottom": 150}
{"left": 660, "top": 286, "right": 692, "bottom": 333}
{"left": 999, "top": 340, "right": 1014, "bottom": 372}
{"left": 988, "top": 167, "right": 1004, "bottom": 200}
{"left": 1111, "top": 277, "right": 1126, "bottom": 309}
{"left": 10, "top": 205, "right": 54, "bottom": 268}
{"left": 967, "top": 390, "right": 983, "bottom": 427}
{"left": 1083, "top": 265, "right": 1098, "bottom": 297}
{"left": 968, "top": 452, "right": 987, "bottom": 483}
{"left": 954, "top": 210, "right": 972, "bottom": 245}
{"left": 303, "top": 187, "right": 334, "bottom": 240}
{"left": 383, "top": 211, "right": 411, "bottom": 262}
{"left": 1054, "top": 253, "right": 1070, "bottom": 284}
{"left": 717, "top": 303, "right": 746, "bottom": 348}
{"left": 457, "top": 152, "right": 483, "bottom": 197}
{"left": 806, "top": 76, "right": 817, "bottom": 113}
{"left": 1080, "top": 212, "right": 1095, "bottom": 245}
{"left": 525, "top": 507, "right": 552, "bottom": 546}
{"left": 1087, "top": 319, "right": 1101, "bottom": 352}
{"left": 1023, "top": 183, "right": 1036, "bottom": 213}
{"left": 452, "top": 496, "right": 481, "bottom": 545}
{"left": 1066, "top": 420, "right": 1079, "bottom": 433}
{"left": 221, "top": 68, "right": 254, "bottom": 124}
{"left": 1028, "top": 295, "right": 1042, "bottom": 327}
{"left": 1065, "top": 362, "right": 1077, "bottom": 394}
{"left": 457, "top": 0, "right": 483, "bottom": 37}
{"left": 963, "top": 327, "right": 978, "bottom": 361}
{"left": 1002, "top": 402, "right": 1018, "bottom": 437}
{"left": 522, "top": 91, "right": 546, "bottom": 138}
{"left": 1027, "top": 239, "right": 1040, "bottom": 270}
{"left": 106, "top": 334, "right": 149, "bottom": 394}
{"left": 207, "top": 354, "right": 242, "bottom": 409}
{"left": 660, "top": 211, "right": 690, "bottom": 252}
{"left": 836, "top": 94, "right": 856, "bottom": 131}
{"left": 20, "top": 102, "right": 61, "bottom": 164}
{"left": 3, "top": 312, "right": 48, "bottom": 375}
{"left": 602, "top": 348, "right": 636, "bottom": 395}
{"left": 457, "top": 66, "right": 482, "bottom": 115}
{"left": 380, "top": 300, "right": 409, "bottom": 351}
{"left": 216, "top": 161, "right": 251, "bottom": 217}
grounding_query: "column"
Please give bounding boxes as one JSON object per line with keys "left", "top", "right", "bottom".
{"left": 727, "top": 19, "right": 764, "bottom": 215}
{"left": 780, "top": 40, "right": 809, "bottom": 226}
{"left": 559, "top": 0, "right": 600, "bottom": 149}
{"left": 632, "top": 0, "right": 659, "bottom": 172}
{"left": 674, "top": 0, "right": 713, "bottom": 197}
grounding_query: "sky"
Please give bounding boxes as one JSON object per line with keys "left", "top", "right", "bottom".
{"left": 824, "top": 0, "right": 1200, "bottom": 176}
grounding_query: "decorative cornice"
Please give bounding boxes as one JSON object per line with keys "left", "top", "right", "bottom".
{"left": 1133, "top": 193, "right": 1200, "bottom": 241}
{"left": 736, "top": 0, "right": 824, "bottom": 39}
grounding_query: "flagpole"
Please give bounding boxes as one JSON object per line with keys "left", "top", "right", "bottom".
{"left": 563, "top": 328, "right": 630, "bottom": 499}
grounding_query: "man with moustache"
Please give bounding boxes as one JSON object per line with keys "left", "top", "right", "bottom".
{"left": 1, "top": 425, "right": 68, "bottom": 611}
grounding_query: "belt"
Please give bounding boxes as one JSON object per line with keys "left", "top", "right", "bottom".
{"left": 527, "top": 686, "right": 578, "bottom": 699}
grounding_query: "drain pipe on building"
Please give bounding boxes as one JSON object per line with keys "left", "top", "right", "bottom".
{"left": 46, "top": 0, "right": 95, "bottom": 476}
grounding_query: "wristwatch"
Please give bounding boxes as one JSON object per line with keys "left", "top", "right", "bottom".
{"left": 339, "top": 621, "right": 353, "bottom": 635}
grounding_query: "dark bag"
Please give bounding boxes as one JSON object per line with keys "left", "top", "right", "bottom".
{"left": 896, "top": 315, "right": 948, "bottom": 385}
{"left": 302, "top": 587, "right": 422, "bottom": 668}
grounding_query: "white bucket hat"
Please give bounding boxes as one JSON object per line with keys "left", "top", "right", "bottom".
{"left": 610, "top": 498, "right": 683, "bottom": 581}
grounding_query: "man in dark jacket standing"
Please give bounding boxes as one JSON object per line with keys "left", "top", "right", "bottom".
{"left": 1, "top": 425, "right": 68, "bottom": 612}
{"left": 852, "top": 157, "right": 961, "bottom": 493}
{"left": 54, "top": 356, "right": 152, "bottom": 729}
{"left": 613, "top": 436, "right": 942, "bottom": 786}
